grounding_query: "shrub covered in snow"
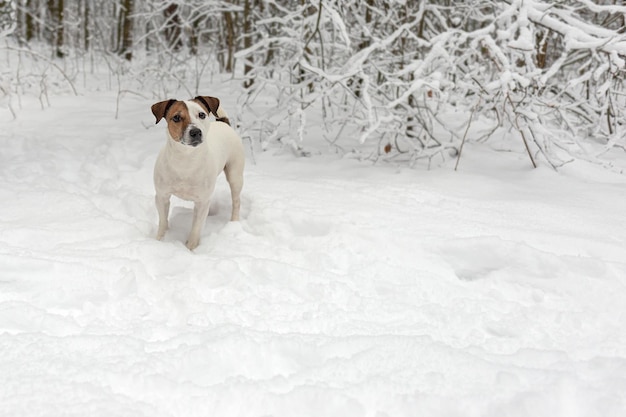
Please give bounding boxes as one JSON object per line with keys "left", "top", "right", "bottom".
{"left": 3, "top": 0, "right": 626, "bottom": 168}
{"left": 237, "top": 0, "right": 626, "bottom": 168}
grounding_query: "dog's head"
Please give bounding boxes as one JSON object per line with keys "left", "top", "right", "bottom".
{"left": 151, "top": 96, "right": 221, "bottom": 147}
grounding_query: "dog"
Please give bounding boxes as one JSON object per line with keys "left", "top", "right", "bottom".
{"left": 150, "top": 96, "right": 244, "bottom": 250}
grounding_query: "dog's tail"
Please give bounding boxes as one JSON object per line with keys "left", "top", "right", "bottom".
{"left": 215, "top": 106, "right": 230, "bottom": 126}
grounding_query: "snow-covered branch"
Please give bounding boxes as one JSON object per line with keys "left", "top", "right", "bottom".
{"left": 4, "top": 0, "right": 625, "bottom": 168}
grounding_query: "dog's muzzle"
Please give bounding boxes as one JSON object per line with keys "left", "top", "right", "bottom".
{"left": 186, "top": 127, "right": 203, "bottom": 147}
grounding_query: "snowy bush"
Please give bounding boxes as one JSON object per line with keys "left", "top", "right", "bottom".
{"left": 3, "top": 0, "right": 626, "bottom": 168}
{"left": 237, "top": 0, "right": 626, "bottom": 168}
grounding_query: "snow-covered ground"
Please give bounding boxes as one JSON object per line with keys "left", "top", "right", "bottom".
{"left": 1, "top": 90, "right": 626, "bottom": 417}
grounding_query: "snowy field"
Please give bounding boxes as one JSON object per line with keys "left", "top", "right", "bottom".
{"left": 1, "top": 89, "right": 626, "bottom": 417}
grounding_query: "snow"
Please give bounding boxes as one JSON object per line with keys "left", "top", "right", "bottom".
{"left": 2, "top": 88, "right": 626, "bottom": 417}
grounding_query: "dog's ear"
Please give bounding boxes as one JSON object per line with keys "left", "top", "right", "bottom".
{"left": 194, "top": 96, "right": 230, "bottom": 125}
{"left": 194, "top": 96, "right": 220, "bottom": 117}
{"left": 151, "top": 99, "right": 176, "bottom": 124}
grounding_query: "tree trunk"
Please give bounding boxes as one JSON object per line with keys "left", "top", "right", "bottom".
{"left": 164, "top": 4, "right": 183, "bottom": 52}
{"left": 119, "top": 0, "right": 134, "bottom": 60}
{"left": 83, "top": 0, "right": 90, "bottom": 51}
{"left": 223, "top": 11, "right": 235, "bottom": 73}
{"left": 17, "top": 0, "right": 35, "bottom": 42}
{"left": 242, "top": 0, "right": 254, "bottom": 88}
{"left": 46, "top": 0, "right": 64, "bottom": 57}
{"left": 400, "top": 0, "right": 418, "bottom": 141}
{"left": 351, "top": 0, "right": 376, "bottom": 98}
{"left": 56, "top": 0, "right": 63, "bottom": 57}
{"left": 190, "top": 15, "right": 200, "bottom": 56}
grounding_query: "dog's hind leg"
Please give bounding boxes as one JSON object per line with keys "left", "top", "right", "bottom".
{"left": 225, "top": 161, "right": 244, "bottom": 221}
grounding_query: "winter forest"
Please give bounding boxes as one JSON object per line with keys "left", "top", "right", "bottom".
{"left": 2, "top": 2, "right": 626, "bottom": 416}
{"left": 2, "top": 0, "right": 625, "bottom": 167}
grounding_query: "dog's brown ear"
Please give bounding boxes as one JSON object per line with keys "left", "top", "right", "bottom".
{"left": 151, "top": 99, "right": 176, "bottom": 124}
{"left": 194, "top": 96, "right": 220, "bottom": 117}
{"left": 194, "top": 96, "right": 230, "bottom": 125}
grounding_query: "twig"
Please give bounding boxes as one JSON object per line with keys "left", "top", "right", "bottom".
{"left": 1, "top": 46, "right": 78, "bottom": 96}
{"left": 505, "top": 93, "right": 537, "bottom": 168}
{"left": 302, "top": 0, "right": 325, "bottom": 70}
{"left": 455, "top": 97, "right": 481, "bottom": 171}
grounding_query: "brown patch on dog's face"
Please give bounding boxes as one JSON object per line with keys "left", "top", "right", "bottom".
{"left": 163, "top": 101, "right": 192, "bottom": 142}
{"left": 151, "top": 99, "right": 192, "bottom": 142}
{"left": 152, "top": 99, "right": 208, "bottom": 146}
{"left": 151, "top": 99, "right": 175, "bottom": 124}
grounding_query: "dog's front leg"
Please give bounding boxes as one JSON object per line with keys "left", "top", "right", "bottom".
{"left": 155, "top": 193, "right": 171, "bottom": 240}
{"left": 186, "top": 200, "right": 210, "bottom": 250}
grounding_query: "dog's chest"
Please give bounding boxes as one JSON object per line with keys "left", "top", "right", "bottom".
{"left": 158, "top": 173, "right": 210, "bottom": 201}
{"left": 171, "top": 185, "right": 205, "bottom": 201}
{"left": 154, "top": 152, "right": 214, "bottom": 201}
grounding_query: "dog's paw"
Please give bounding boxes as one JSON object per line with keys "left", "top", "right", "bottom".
{"left": 156, "top": 224, "right": 168, "bottom": 241}
{"left": 186, "top": 238, "right": 200, "bottom": 251}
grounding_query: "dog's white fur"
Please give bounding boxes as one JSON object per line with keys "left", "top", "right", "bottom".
{"left": 153, "top": 100, "right": 244, "bottom": 250}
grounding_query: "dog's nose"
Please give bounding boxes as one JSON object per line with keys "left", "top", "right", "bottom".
{"left": 189, "top": 128, "right": 202, "bottom": 139}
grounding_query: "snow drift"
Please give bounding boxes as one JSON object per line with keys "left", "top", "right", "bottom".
{"left": 1, "top": 90, "right": 626, "bottom": 416}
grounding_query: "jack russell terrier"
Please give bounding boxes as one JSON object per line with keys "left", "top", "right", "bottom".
{"left": 150, "top": 96, "right": 245, "bottom": 250}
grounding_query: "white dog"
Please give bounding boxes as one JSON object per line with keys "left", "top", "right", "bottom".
{"left": 150, "top": 96, "right": 244, "bottom": 250}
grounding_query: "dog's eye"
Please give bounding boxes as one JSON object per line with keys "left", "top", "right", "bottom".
{"left": 198, "top": 112, "right": 206, "bottom": 119}
{"left": 172, "top": 115, "right": 181, "bottom": 123}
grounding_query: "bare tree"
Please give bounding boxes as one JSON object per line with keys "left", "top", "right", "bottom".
{"left": 163, "top": 4, "right": 183, "bottom": 51}
{"left": 118, "top": 0, "right": 134, "bottom": 60}
{"left": 242, "top": 0, "right": 254, "bottom": 88}
{"left": 45, "top": 0, "right": 64, "bottom": 57}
